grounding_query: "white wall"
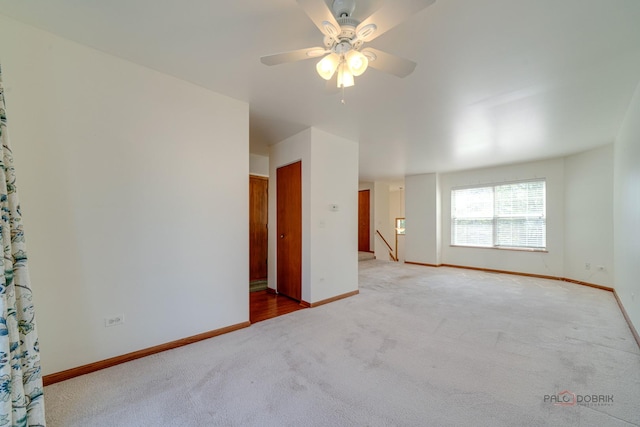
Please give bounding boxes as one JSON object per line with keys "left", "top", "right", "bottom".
{"left": 440, "top": 159, "right": 565, "bottom": 277}
{"left": 405, "top": 174, "right": 441, "bottom": 265}
{"left": 614, "top": 83, "right": 640, "bottom": 333}
{"left": 269, "top": 128, "right": 358, "bottom": 304}
{"left": 309, "top": 128, "right": 358, "bottom": 302}
{"left": 373, "top": 182, "right": 391, "bottom": 261}
{"left": 250, "top": 153, "right": 269, "bottom": 177}
{"left": 564, "top": 145, "right": 614, "bottom": 286}
{"left": 268, "top": 129, "right": 311, "bottom": 300}
{"left": 436, "top": 151, "right": 615, "bottom": 285}
{"left": 389, "top": 188, "right": 405, "bottom": 262}
{"left": 0, "top": 15, "right": 249, "bottom": 375}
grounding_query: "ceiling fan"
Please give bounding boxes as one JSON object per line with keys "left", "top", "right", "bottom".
{"left": 260, "top": 0, "right": 436, "bottom": 89}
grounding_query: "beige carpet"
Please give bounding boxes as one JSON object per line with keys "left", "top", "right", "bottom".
{"left": 358, "top": 251, "right": 375, "bottom": 261}
{"left": 44, "top": 260, "right": 640, "bottom": 426}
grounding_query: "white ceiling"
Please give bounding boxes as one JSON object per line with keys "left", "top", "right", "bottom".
{"left": 1, "top": 0, "right": 639, "bottom": 181}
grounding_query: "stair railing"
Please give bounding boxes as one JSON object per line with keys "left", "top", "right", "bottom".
{"left": 376, "top": 230, "right": 398, "bottom": 262}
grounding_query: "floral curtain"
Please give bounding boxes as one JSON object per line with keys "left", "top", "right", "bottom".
{"left": 0, "top": 65, "right": 46, "bottom": 426}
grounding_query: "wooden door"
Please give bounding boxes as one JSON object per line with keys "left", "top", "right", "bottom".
{"left": 358, "top": 190, "right": 371, "bottom": 252}
{"left": 277, "top": 161, "right": 302, "bottom": 301}
{"left": 249, "top": 175, "right": 268, "bottom": 282}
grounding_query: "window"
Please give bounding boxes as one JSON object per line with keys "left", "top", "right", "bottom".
{"left": 451, "top": 180, "right": 546, "bottom": 250}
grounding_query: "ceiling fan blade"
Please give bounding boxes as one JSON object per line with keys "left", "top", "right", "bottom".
{"left": 297, "top": 0, "right": 342, "bottom": 38}
{"left": 361, "top": 48, "right": 417, "bottom": 78}
{"left": 260, "top": 47, "right": 327, "bottom": 66}
{"left": 356, "top": 0, "right": 436, "bottom": 42}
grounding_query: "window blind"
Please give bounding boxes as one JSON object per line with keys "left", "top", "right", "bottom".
{"left": 452, "top": 180, "right": 546, "bottom": 250}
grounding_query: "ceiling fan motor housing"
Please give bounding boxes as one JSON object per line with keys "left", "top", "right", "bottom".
{"left": 337, "top": 16, "right": 359, "bottom": 39}
{"left": 323, "top": 2, "right": 363, "bottom": 51}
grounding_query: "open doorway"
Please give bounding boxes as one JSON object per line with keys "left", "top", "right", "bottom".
{"left": 358, "top": 189, "right": 371, "bottom": 252}
{"left": 249, "top": 175, "right": 268, "bottom": 291}
{"left": 249, "top": 170, "right": 305, "bottom": 323}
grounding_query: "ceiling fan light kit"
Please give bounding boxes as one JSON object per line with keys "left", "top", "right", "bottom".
{"left": 337, "top": 62, "right": 355, "bottom": 88}
{"left": 260, "top": 0, "right": 436, "bottom": 90}
{"left": 316, "top": 53, "right": 340, "bottom": 80}
{"left": 346, "top": 50, "right": 368, "bottom": 76}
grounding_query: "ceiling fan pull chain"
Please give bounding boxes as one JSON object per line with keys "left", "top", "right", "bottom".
{"left": 341, "top": 85, "right": 346, "bottom": 105}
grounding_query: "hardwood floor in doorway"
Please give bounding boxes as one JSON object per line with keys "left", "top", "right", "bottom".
{"left": 250, "top": 290, "right": 306, "bottom": 323}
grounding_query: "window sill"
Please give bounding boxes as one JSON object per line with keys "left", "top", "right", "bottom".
{"left": 450, "top": 245, "right": 548, "bottom": 253}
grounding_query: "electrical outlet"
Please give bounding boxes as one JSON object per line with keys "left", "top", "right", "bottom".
{"left": 104, "top": 314, "right": 125, "bottom": 327}
{"left": 585, "top": 262, "right": 591, "bottom": 270}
